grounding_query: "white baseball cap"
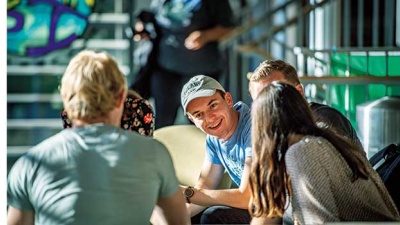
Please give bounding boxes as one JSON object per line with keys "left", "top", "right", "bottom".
{"left": 181, "top": 75, "right": 225, "bottom": 114}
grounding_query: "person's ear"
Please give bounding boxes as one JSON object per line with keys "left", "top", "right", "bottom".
{"left": 116, "top": 89, "right": 127, "bottom": 108}
{"left": 224, "top": 92, "right": 234, "bottom": 107}
{"left": 295, "top": 83, "right": 305, "bottom": 96}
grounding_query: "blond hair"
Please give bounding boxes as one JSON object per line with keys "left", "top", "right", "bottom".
{"left": 60, "top": 50, "right": 127, "bottom": 121}
{"left": 248, "top": 60, "right": 300, "bottom": 85}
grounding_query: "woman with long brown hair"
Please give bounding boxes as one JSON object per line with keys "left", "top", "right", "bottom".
{"left": 249, "top": 82, "right": 399, "bottom": 224}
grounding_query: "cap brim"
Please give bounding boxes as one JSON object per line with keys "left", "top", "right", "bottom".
{"left": 183, "top": 89, "right": 216, "bottom": 114}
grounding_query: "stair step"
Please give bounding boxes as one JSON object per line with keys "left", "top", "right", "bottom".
{"left": 8, "top": 94, "right": 62, "bottom": 103}
{"left": 8, "top": 119, "right": 63, "bottom": 128}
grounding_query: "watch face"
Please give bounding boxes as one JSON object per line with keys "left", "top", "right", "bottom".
{"left": 184, "top": 187, "right": 194, "bottom": 197}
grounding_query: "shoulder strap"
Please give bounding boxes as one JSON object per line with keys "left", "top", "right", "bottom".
{"left": 370, "top": 143, "right": 400, "bottom": 168}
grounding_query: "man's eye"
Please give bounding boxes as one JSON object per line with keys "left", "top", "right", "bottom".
{"left": 210, "top": 103, "right": 217, "bottom": 109}
{"left": 194, "top": 113, "right": 202, "bottom": 119}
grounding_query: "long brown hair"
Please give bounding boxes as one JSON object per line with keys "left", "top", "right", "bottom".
{"left": 249, "top": 82, "right": 369, "bottom": 218}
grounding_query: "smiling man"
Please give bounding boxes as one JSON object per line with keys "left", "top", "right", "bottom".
{"left": 179, "top": 75, "right": 253, "bottom": 224}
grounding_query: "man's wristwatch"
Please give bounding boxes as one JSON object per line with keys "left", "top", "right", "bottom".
{"left": 183, "top": 186, "right": 194, "bottom": 203}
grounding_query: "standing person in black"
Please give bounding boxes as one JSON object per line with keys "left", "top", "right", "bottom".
{"left": 247, "top": 59, "right": 366, "bottom": 225}
{"left": 131, "top": 0, "right": 235, "bottom": 129}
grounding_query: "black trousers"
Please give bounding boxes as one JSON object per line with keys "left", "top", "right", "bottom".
{"left": 191, "top": 206, "right": 251, "bottom": 224}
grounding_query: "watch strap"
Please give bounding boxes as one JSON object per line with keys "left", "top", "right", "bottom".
{"left": 185, "top": 186, "right": 194, "bottom": 204}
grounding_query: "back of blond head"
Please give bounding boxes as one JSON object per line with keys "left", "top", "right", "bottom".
{"left": 60, "top": 50, "right": 127, "bottom": 121}
{"left": 248, "top": 59, "right": 300, "bottom": 85}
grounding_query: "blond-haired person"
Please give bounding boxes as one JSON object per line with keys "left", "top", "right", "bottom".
{"left": 248, "top": 59, "right": 363, "bottom": 150}
{"left": 7, "top": 50, "right": 189, "bottom": 225}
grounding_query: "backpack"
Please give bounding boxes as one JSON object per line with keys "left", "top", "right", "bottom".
{"left": 369, "top": 143, "right": 400, "bottom": 211}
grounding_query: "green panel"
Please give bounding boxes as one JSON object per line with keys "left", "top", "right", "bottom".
{"left": 388, "top": 85, "right": 400, "bottom": 96}
{"left": 388, "top": 56, "right": 400, "bottom": 76}
{"left": 369, "top": 84, "right": 387, "bottom": 100}
{"left": 349, "top": 55, "right": 367, "bottom": 75}
{"left": 329, "top": 53, "right": 400, "bottom": 130}
{"left": 369, "top": 56, "right": 386, "bottom": 76}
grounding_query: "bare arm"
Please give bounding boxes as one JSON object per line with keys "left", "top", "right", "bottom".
{"left": 251, "top": 216, "right": 282, "bottom": 225}
{"left": 7, "top": 206, "right": 34, "bottom": 225}
{"left": 187, "top": 157, "right": 252, "bottom": 210}
{"left": 184, "top": 159, "right": 225, "bottom": 217}
{"left": 185, "top": 25, "right": 233, "bottom": 50}
{"left": 155, "top": 188, "right": 190, "bottom": 225}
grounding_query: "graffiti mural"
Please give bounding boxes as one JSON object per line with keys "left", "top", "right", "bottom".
{"left": 7, "top": 0, "right": 95, "bottom": 57}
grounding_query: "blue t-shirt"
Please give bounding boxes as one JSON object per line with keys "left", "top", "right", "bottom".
{"left": 205, "top": 101, "right": 252, "bottom": 186}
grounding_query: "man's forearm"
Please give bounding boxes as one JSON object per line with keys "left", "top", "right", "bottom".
{"left": 187, "top": 203, "right": 206, "bottom": 217}
{"left": 189, "top": 187, "right": 250, "bottom": 209}
{"left": 201, "top": 25, "right": 233, "bottom": 42}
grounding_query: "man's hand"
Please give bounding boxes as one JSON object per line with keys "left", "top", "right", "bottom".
{"left": 133, "top": 21, "right": 150, "bottom": 41}
{"left": 185, "top": 25, "right": 233, "bottom": 50}
{"left": 184, "top": 31, "right": 208, "bottom": 50}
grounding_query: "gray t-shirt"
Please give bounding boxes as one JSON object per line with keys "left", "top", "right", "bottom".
{"left": 8, "top": 124, "right": 179, "bottom": 225}
{"left": 285, "top": 136, "right": 400, "bottom": 224}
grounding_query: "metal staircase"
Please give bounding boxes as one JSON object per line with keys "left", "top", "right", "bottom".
{"left": 7, "top": 0, "right": 140, "bottom": 170}
{"left": 219, "top": 0, "right": 400, "bottom": 125}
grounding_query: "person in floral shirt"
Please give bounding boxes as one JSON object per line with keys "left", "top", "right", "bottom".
{"left": 61, "top": 90, "right": 155, "bottom": 137}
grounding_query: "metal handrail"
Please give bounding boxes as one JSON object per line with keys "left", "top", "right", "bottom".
{"left": 293, "top": 47, "right": 400, "bottom": 77}
{"left": 299, "top": 75, "right": 400, "bottom": 85}
{"left": 237, "top": 45, "right": 274, "bottom": 59}
{"left": 293, "top": 46, "right": 400, "bottom": 54}
{"left": 221, "top": 0, "right": 331, "bottom": 47}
